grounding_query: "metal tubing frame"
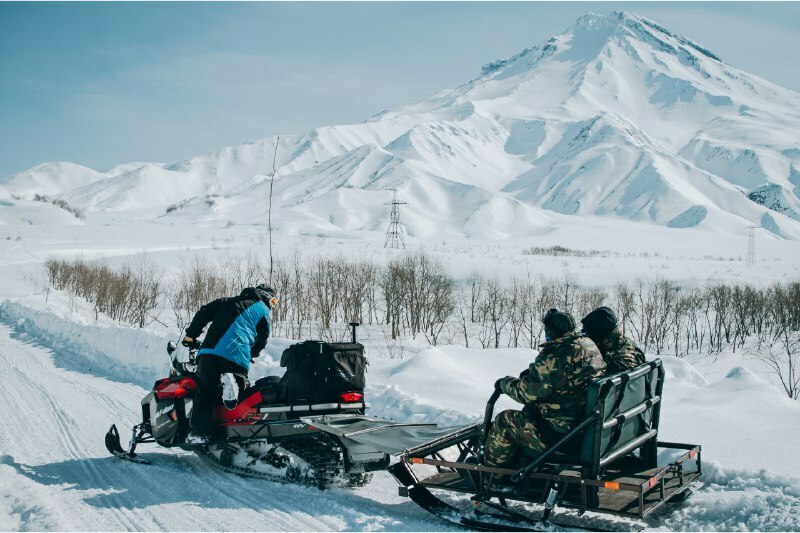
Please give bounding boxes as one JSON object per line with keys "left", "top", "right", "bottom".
{"left": 403, "top": 442, "right": 702, "bottom": 519}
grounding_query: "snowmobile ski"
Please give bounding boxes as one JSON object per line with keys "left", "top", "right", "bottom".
{"left": 104, "top": 424, "right": 151, "bottom": 464}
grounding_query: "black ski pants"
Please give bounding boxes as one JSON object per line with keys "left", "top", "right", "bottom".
{"left": 191, "top": 354, "right": 248, "bottom": 436}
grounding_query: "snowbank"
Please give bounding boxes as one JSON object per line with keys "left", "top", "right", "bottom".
{"left": 0, "top": 298, "right": 300, "bottom": 389}
{"left": 658, "top": 460, "right": 800, "bottom": 531}
{"left": 369, "top": 345, "right": 543, "bottom": 422}
{"left": 0, "top": 299, "right": 173, "bottom": 387}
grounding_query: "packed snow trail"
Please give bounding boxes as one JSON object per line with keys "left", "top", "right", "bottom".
{"left": 0, "top": 321, "right": 450, "bottom": 531}
{"left": 2, "top": 303, "right": 800, "bottom": 531}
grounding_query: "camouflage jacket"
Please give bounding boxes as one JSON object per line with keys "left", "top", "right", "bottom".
{"left": 598, "top": 327, "right": 645, "bottom": 374}
{"left": 501, "top": 331, "right": 606, "bottom": 433}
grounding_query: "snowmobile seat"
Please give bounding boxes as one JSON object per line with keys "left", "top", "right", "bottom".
{"left": 243, "top": 375, "right": 282, "bottom": 404}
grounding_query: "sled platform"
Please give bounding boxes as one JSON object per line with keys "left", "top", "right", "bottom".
{"left": 394, "top": 441, "right": 700, "bottom": 519}
{"left": 390, "top": 360, "right": 703, "bottom": 529}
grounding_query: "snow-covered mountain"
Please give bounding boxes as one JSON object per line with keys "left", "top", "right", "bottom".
{"left": 3, "top": 11, "right": 800, "bottom": 239}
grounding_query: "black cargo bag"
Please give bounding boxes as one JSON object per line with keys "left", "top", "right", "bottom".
{"left": 279, "top": 341, "right": 367, "bottom": 404}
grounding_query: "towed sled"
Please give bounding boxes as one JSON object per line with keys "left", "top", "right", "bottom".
{"left": 105, "top": 324, "right": 432, "bottom": 488}
{"left": 386, "top": 360, "right": 703, "bottom": 531}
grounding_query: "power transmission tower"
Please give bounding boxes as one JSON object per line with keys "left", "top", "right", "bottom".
{"left": 745, "top": 225, "right": 758, "bottom": 265}
{"left": 384, "top": 188, "right": 407, "bottom": 249}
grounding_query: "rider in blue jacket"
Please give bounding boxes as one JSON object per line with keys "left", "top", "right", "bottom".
{"left": 183, "top": 283, "right": 276, "bottom": 436}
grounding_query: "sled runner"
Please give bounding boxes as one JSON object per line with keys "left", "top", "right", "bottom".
{"left": 387, "top": 360, "right": 702, "bottom": 531}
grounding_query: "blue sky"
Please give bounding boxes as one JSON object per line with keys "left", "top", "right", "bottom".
{"left": 2, "top": 2, "right": 799, "bottom": 177}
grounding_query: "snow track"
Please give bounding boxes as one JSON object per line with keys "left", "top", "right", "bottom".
{"left": 2, "top": 303, "right": 800, "bottom": 531}
{"left": 0, "top": 320, "right": 450, "bottom": 531}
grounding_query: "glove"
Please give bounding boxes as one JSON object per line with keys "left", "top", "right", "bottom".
{"left": 518, "top": 368, "right": 530, "bottom": 380}
{"left": 182, "top": 337, "right": 201, "bottom": 350}
{"left": 172, "top": 343, "right": 191, "bottom": 364}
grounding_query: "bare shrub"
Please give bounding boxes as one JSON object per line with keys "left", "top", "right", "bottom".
{"left": 167, "top": 257, "right": 230, "bottom": 331}
{"left": 34, "top": 194, "right": 84, "bottom": 219}
{"left": 44, "top": 256, "right": 162, "bottom": 327}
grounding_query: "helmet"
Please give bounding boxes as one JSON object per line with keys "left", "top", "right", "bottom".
{"left": 254, "top": 283, "right": 278, "bottom": 307}
{"left": 242, "top": 284, "right": 278, "bottom": 307}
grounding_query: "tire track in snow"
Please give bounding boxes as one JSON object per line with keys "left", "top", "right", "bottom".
{"left": 0, "top": 319, "right": 451, "bottom": 531}
{"left": 179, "top": 455, "right": 441, "bottom": 532}
{"left": 0, "top": 327, "right": 152, "bottom": 531}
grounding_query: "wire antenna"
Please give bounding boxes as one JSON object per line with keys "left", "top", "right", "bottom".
{"left": 745, "top": 225, "right": 758, "bottom": 265}
{"left": 384, "top": 188, "right": 407, "bottom": 249}
{"left": 268, "top": 136, "right": 279, "bottom": 283}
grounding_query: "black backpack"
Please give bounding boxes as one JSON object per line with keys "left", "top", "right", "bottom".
{"left": 278, "top": 341, "right": 367, "bottom": 404}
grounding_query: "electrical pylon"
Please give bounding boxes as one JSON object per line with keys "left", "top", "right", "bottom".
{"left": 384, "top": 188, "right": 407, "bottom": 249}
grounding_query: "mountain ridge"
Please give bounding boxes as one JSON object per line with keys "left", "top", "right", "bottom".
{"left": 3, "top": 11, "right": 800, "bottom": 240}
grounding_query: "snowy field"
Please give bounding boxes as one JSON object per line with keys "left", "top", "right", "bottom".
{"left": 3, "top": 9, "right": 800, "bottom": 531}
{"left": 1, "top": 215, "right": 799, "bottom": 532}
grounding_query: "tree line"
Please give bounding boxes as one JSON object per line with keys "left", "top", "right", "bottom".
{"left": 44, "top": 252, "right": 800, "bottom": 398}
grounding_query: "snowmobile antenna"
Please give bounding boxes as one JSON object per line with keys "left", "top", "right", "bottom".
{"left": 268, "top": 136, "right": 279, "bottom": 284}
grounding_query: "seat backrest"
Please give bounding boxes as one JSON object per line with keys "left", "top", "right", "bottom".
{"left": 579, "top": 360, "right": 664, "bottom": 469}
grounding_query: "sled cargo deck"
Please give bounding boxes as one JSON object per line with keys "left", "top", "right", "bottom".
{"left": 389, "top": 360, "right": 703, "bottom": 530}
{"left": 398, "top": 441, "right": 700, "bottom": 519}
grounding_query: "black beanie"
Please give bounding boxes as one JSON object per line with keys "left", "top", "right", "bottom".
{"left": 542, "top": 308, "right": 576, "bottom": 338}
{"left": 581, "top": 306, "right": 618, "bottom": 339}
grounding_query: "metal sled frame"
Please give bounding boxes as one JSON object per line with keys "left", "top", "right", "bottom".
{"left": 390, "top": 437, "right": 701, "bottom": 520}
{"left": 389, "top": 360, "right": 702, "bottom": 530}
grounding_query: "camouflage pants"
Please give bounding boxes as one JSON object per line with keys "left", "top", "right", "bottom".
{"left": 484, "top": 409, "right": 548, "bottom": 467}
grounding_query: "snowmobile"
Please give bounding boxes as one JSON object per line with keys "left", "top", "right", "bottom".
{"left": 104, "top": 324, "right": 427, "bottom": 488}
{"left": 386, "top": 360, "right": 703, "bottom": 531}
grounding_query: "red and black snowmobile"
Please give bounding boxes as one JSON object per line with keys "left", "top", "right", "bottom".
{"left": 105, "top": 324, "right": 423, "bottom": 488}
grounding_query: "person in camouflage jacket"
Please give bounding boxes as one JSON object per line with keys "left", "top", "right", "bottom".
{"left": 484, "top": 309, "right": 606, "bottom": 468}
{"left": 581, "top": 306, "right": 645, "bottom": 374}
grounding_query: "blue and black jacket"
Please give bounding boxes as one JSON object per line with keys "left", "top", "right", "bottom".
{"left": 185, "top": 287, "right": 271, "bottom": 371}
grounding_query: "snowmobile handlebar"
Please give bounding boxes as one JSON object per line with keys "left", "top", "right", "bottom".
{"left": 166, "top": 340, "right": 198, "bottom": 376}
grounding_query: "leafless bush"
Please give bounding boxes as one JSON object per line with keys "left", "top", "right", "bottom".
{"left": 167, "top": 257, "right": 232, "bottom": 331}
{"left": 44, "top": 252, "right": 800, "bottom": 399}
{"left": 379, "top": 253, "right": 454, "bottom": 344}
{"left": 44, "top": 256, "right": 162, "bottom": 327}
{"left": 34, "top": 194, "right": 85, "bottom": 219}
{"left": 522, "top": 245, "right": 610, "bottom": 258}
